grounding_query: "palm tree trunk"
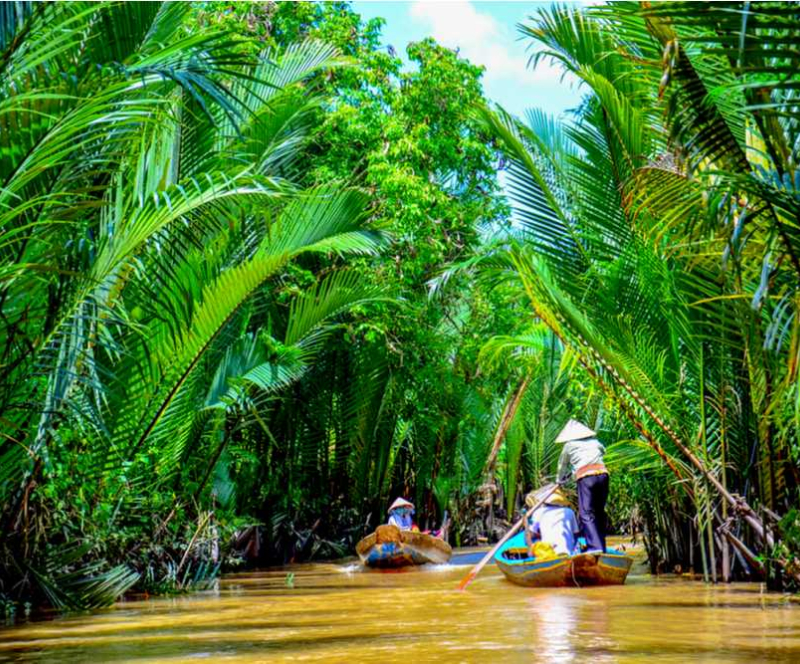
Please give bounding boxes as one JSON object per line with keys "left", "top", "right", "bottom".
{"left": 483, "top": 373, "right": 531, "bottom": 476}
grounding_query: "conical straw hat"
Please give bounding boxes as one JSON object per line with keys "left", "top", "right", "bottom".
{"left": 388, "top": 497, "right": 414, "bottom": 513}
{"left": 555, "top": 419, "right": 596, "bottom": 444}
{"left": 526, "top": 487, "right": 571, "bottom": 508}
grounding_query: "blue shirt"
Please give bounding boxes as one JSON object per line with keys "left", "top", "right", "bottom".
{"left": 388, "top": 512, "right": 413, "bottom": 530}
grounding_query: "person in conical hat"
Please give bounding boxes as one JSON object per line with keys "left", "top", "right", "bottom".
{"left": 525, "top": 487, "right": 571, "bottom": 509}
{"left": 387, "top": 497, "right": 415, "bottom": 531}
{"left": 555, "top": 419, "right": 596, "bottom": 443}
{"left": 524, "top": 487, "right": 580, "bottom": 556}
{"left": 555, "top": 419, "right": 608, "bottom": 554}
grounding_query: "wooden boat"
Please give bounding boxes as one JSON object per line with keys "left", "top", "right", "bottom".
{"left": 494, "top": 532, "right": 633, "bottom": 587}
{"left": 356, "top": 524, "right": 453, "bottom": 568}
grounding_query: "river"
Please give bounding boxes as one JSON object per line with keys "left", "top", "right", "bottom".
{"left": 1, "top": 547, "right": 799, "bottom": 662}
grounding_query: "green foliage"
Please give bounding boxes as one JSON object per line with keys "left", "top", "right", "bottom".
{"left": 775, "top": 507, "right": 800, "bottom": 584}
{"left": 481, "top": 0, "right": 800, "bottom": 582}
{"left": 197, "top": 2, "right": 518, "bottom": 544}
{"left": 0, "top": 0, "right": 519, "bottom": 612}
{"left": 13, "top": 0, "right": 797, "bottom": 611}
{"left": 0, "top": 1, "right": 390, "bottom": 610}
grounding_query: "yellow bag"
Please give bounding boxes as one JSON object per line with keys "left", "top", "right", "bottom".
{"left": 529, "top": 541, "right": 558, "bottom": 562}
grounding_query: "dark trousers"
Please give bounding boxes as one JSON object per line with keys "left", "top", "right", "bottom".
{"left": 577, "top": 473, "right": 609, "bottom": 552}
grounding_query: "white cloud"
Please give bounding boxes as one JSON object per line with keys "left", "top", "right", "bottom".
{"left": 408, "top": 1, "right": 565, "bottom": 86}
{"left": 409, "top": 1, "right": 498, "bottom": 52}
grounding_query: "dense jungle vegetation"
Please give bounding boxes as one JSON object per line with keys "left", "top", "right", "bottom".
{"left": 2, "top": 0, "right": 800, "bottom": 613}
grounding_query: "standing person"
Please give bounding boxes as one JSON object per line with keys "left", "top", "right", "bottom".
{"left": 556, "top": 420, "right": 609, "bottom": 553}
{"left": 387, "top": 497, "right": 416, "bottom": 531}
{"left": 524, "top": 487, "right": 580, "bottom": 557}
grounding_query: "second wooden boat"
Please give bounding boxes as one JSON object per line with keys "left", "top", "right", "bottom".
{"left": 494, "top": 532, "right": 633, "bottom": 587}
{"left": 356, "top": 525, "right": 453, "bottom": 568}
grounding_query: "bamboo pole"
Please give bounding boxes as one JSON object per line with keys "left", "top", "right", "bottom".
{"left": 719, "top": 357, "right": 731, "bottom": 582}
{"left": 720, "top": 527, "right": 764, "bottom": 576}
{"left": 177, "top": 511, "right": 213, "bottom": 576}
{"left": 706, "top": 497, "right": 717, "bottom": 583}
{"left": 699, "top": 344, "right": 717, "bottom": 583}
{"left": 697, "top": 482, "right": 709, "bottom": 583}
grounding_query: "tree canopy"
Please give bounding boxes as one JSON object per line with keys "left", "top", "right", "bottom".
{"left": 2, "top": 0, "right": 799, "bottom": 611}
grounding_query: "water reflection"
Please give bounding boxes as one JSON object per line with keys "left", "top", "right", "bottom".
{"left": 528, "top": 595, "right": 582, "bottom": 664}
{"left": 0, "top": 559, "right": 799, "bottom": 663}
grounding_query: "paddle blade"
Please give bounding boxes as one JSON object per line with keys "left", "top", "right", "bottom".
{"left": 457, "top": 569, "right": 477, "bottom": 592}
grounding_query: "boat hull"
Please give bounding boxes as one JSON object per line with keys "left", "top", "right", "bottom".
{"left": 356, "top": 525, "right": 453, "bottom": 568}
{"left": 494, "top": 533, "right": 633, "bottom": 587}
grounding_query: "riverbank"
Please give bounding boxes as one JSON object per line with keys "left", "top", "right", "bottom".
{"left": 1, "top": 549, "right": 798, "bottom": 663}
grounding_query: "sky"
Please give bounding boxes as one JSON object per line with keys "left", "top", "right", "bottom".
{"left": 350, "top": 1, "right": 585, "bottom": 119}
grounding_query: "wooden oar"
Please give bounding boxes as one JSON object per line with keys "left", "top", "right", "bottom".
{"left": 456, "top": 482, "right": 559, "bottom": 591}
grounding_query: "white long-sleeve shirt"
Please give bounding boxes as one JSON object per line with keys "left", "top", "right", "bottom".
{"left": 529, "top": 505, "right": 580, "bottom": 555}
{"left": 557, "top": 437, "right": 606, "bottom": 482}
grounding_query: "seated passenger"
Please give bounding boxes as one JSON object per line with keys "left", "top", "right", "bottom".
{"left": 524, "top": 488, "right": 580, "bottom": 557}
{"left": 387, "top": 497, "right": 416, "bottom": 531}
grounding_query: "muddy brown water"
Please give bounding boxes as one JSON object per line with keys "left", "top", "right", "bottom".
{"left": 1, "top": 544, "right": 799, "bottom": 662}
